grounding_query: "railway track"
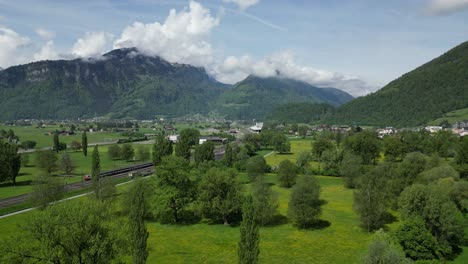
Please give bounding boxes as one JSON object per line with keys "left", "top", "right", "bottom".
{"left": 0, "top": 162, "right": 154, "bottom": 209}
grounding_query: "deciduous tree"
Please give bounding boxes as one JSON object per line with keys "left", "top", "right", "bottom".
{"left": 238, "top": 195, "right": 259, "bottom": 264}
{"left": 288, "top": 175, "right": 322, "bottom": 229}
{"left": 277, "top": 160, "right": 297, "bottom": 188}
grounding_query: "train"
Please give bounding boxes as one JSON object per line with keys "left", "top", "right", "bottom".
{"left": 83, "top": 162, "right": 154, "bottom": 181}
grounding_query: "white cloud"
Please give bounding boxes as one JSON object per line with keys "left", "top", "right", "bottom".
{"left": 35, "top": 28, "right": 55, "bottom": 39}
{"left": 223, "top": 0, "right": 259, "bottom": 10}
{"left": 425, "top": 0, "right": 468, "bottom": 15}
{"left": 33, "top": 40, "right": 61, "bottom": 61}
{"left": 0, "top": 27, "right": 30, "bottom": 68}
{"left": 114, "top": 0, "right": 219, "bottom": 67}
{"left": 71, "top": 32, "right": 113, "bottom": 58}
{"left": 213, "top": 51, "right": 374, "bottom": 96}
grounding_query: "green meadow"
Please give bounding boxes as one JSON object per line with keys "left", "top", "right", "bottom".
{"left": 0, "top": 143, "right": 152, "bottom": 200}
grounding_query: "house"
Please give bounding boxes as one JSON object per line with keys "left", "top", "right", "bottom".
{"left": 168, "top": 135, "right": 179, "bottom": 143}
{"left": 425, "top": 126, "right": 443, "bottom": 133}
{"left": 377, "top": 127, "right": 396, "bottom": 138}
{"left": 454, "top": 121, "right": 468, "bottom": 130}
{"left": 249, "top": 122, "right": 263, "bottom": 134}
{"left": 199, "top": 136, "right": 227, "bottom": 145}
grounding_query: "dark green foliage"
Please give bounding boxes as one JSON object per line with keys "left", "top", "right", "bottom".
{"left": 36, "top": 149, "right": 57, "bottom": 175}
{"left": 194, "top": 141, "right": 215, "bottom": 165}
{"left": 223, "top": 143, "right": 234, "bottom": 167}
{"left": 288, "top": 175, "right": 322, "bottom": 229}
{"left": 216, "top": 75, "right": 352, "bottom": 120}
{"left": 321, "top": 149, "right": 342, "bottom": 176}
{"left": 383, "top": 135, "right": 406, "bottom": 161}
{"left": 121, "top": 144, "right": 135, "bottom": 161}
{"left": 19, "top": 140, "right": 36, "bottom": 150}
{"left": 152, "top": 135, "right": 173, "bottom": 166}
{"left": 246, "top": 156, "right": 269, "bottom": 182}
{"left": 179, "top": 128, "right": 201, "bottom": 146}
{"left": 324, "top": 41, "right": 468, "bottom": 127}
{"left": 455, "top": 136, "right": 468, "bottom": 178}
{"left": 251, "top": 176, "right": 278, "bottom": 226}
{"left": 395, "top": 219, "right": 439, "bottom": 261}
{"left": 340, "top": 152, "right": 362, "bottom": 188}
{"left": 0, "top": 199, "right": 120, "bottom": 263}
{"left": 277, "top": 160, "right": 298, "bottom": 188}
{"left": 53, "top": 132, "right": 59, "bottom": 153}
{"left": 197, "top": 168, "right": 243, "bottom": 225}
{"left": 0, "top": 140, "right": 21, "bottom": 184}
{"left": 238, "top": 195, "right": 260, "bottom": 264}
{"left": 91, "top": 145, "right": 103, "bottom": 199}
{"left": 0, "top": 48, "right": 225, "bottom": 120}
{"left": 128, "top": 180, "right": 149, "bottom": 264}
{"left": 343, "top": 131, "right": 381, "bottom": 165}
{"left": 416, "top": 165, "right": 459, "bottom": 185}
{"left": 311, "top": 137, "right": 334, "bottom": 161}
{"left": 353, "top": 166, "right": 389, "bottom": 232}
{"left": 175, "top": 138, "right": 192, "bottom": 160}
{"left": 153, "top": 156, "right": 194, "bottom": 223}
{"left": 70, "top": 140, "right": 82, "bottom": 151}
{"left": 398, "top": 184, "right": 465, "bottom": 258}
{"left": 266, "top": 102, "right": 336, "bottom": 124}
{"left": 82, "top": 131, "right": 88, "bottom": 157}
{"left": 108, "top": 144, "right": 121, "bottom": 160}
{"left": 271, "top": 133, "right": 290, "bottom": 153}
{"left": 296, "top": 151, "right": 313, "bottom": 170}
{"left": 20, "top": 153, "right": 29, "bottom": 167}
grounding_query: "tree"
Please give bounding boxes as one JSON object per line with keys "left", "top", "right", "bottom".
{"left": 121, "top": 144, "right": 135, "bottom": 161}
{"left": 1, "top": 199, "right": 119, "bottom": 263}
{"left": 153, "top": 156, "right": 194, "bottom": 223}
{"left": 179, "top": 128, "right": 200, "bottom": 146}
{"left": 19, "top": 140, "right": 36, "bottom": 150}
{"left": 53, "top": 131, "right": 60, "bottom": 153}
{"left": 362, "top": 230, "right": 410, "bottom": 264}
{"left": 91, "top": 145, "right": 102, "bottom": 199}
{"left": 252, "top": 175, "right": 278, "bottom": 226}
{"left": 0, "top": 141, "right": 21, "bottom": 185}
{"left": 288, "top": 175, "right": 322, "bottom": 229}
{"left": 455, "top": 136, "right": 468, "bottom": 178}
{"left": 383, "top": 135, "right": 405, "bottom": 161}
{"left": 223, "top": 143, "right": 234, "bottom": 167}
{"left": 108, "top": 144, "right": 121, "bottom": 160}
{"left": 136, "top": 145, "right": 150, "bottom": 162}
{"left": 36, "top": 149, "right": 57, "bottom": 175}
{"left": 311, "top": 137, "right": 334, "bottom": 160}
{"left": 321, "top": 148, "right": 341, "bottom": 176}
{"left": 175, "top": 138, "right": 191, "bottom": 160}
{"left": 353, "top": 166, "right": 388, "bottom": 232}
{"left": 277, "top": 160, "right": 297, "bottom": 188}
{"left": 246, "top": 156, "right": 268, "bottom": 182}
{"left": 395, "top": 219, "right": 439, "bottom": 261}
{"left": 343, "top": 131, "right": 381, "bottom": 165}
{"left": 152, "top": 135, "right": 173, "bottom": 166}
{"left": 272, "top": 133, "right": 290, "bottom": 153}
{"left": 340, "top": 152, "right": 362, "bottom": 188}
{"left": 70, "top": 141, "right": 82, "bottom": 151}
{"left": 194, "top": 141, "right": 215, "bottom": 165}
{"left": 30, "top": 173, "right": 64, "bottom": 209}
{"left": 128, "top": 180, "right": 149, "bottom": 264}
{"left": 296, "top": 151, "right": 312, "bottom": 170}
{"left": 60, "top": 152, "right": 75, "bottom": 175}
{"left": 197, "top": 168, "right": 243, "bottom": 225}
{"left": 238, "top": 195, "right": 260, "bottom": 264}
{"left": 398, "top": 184, "right": 464, "bottom": 258}
{"left": 82, "top": 131, "right": 88, "bottom": 157}
{"left": 298, "top": 126, "right": 308, "bottom": 138}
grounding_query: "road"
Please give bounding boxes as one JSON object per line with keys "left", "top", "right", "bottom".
{"left": 0, "top": 163, "right": 154, "bottom": 210}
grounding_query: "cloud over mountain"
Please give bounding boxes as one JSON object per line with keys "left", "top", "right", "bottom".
{"left": 0, "top": 27, "right": 30, "bottom": 67}
{"left": 425, "top": 0, "right": 468, "bottom": 15}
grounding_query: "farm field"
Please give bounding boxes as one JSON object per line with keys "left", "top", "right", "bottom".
{"left": 0, "top": 143, "right": 153, "bottom": 200}
{"left": 0, "top": 125, "right": 122, "bottom": 148}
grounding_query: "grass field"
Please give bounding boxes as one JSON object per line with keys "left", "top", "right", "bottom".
{"left": 0, "top": 143, "right": 153, "bottom": 200}
{"left": 428, "top": 107, "right": 468, "bottom": 125}
{"left": 0, "top": 125, "right": 122, "bottom": 148}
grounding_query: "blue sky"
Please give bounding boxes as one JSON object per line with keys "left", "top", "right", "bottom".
{"left": 0, "top": 0, "right": 467, "bottom": 96}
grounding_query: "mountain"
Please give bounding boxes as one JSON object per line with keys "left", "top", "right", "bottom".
{"left": 215, "top": 75, "right": 353, "bottom": 120}
{"left": 266, "top": 102, "right": 336, "bottom": 124}
{"left": 0, "top": 48, "right": 225, "bottom": 120}
{"left": 324, "top": 41, "right": 468, "bottom": 127}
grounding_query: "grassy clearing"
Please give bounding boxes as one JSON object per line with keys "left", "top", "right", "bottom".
{"left": 428, "top": 107, "right": 468, "bottom": 125}
{"left": 265, "top": 139, "right": 312, "bottom": 167}
{"left": 0, "top": 143, "right": 153, "bottom": 199}
{"left": 0, "top": 175, "right": 371, "bottom": 264}
{"left": 0, "top": 125, "right": 122, "bottom": 148}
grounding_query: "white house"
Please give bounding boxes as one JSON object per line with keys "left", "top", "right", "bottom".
{"left": 425, "top": 126, "right": 443, "bottom": 133}
{"left": 249, "top": 122, "right": 263, "bottom": 133}
{"left": 168, "top": 135, "right": 178, "bottom": 143}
